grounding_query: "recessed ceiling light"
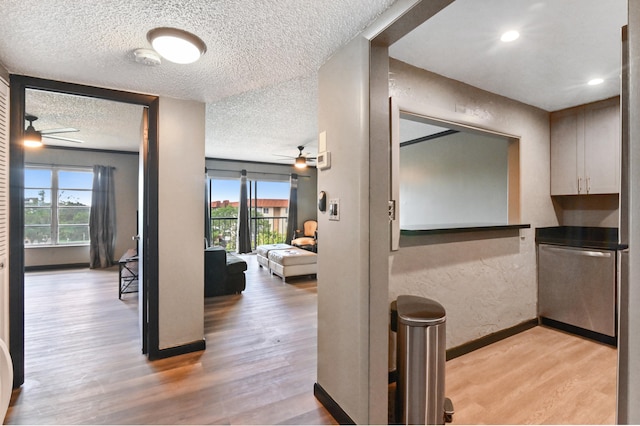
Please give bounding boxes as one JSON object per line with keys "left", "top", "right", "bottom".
{"left": 147, "top": 27, "right": 207, "bottom": 64}
{"left": 500, "top": 30, "right": 520, "bottom": 42}
{"left": 588, "top": 78, "right": 604, "bottom": 86}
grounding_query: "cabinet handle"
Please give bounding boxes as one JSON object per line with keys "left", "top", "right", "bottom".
{"left": 587, "top": 177, "right": 591, "bottom": 194}
{"left": 578, "top": 177, "right": 583, "bottom": 194}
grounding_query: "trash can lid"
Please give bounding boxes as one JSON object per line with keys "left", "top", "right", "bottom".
{"left": 396, "top": 295, "right": 446, "bottom": 326}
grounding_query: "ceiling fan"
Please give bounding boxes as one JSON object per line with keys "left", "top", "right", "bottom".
{"left": 275, "top": 145, "right": 317, "bottom": 169}
{"left": 24, "top": 114, "right": 84, "bottom": 147}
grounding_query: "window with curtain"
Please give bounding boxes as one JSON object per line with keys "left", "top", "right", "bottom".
{"left": 207, "top": 176, "right": 290, "bottom": 251}
{"left": 24, "top": 165, "right": 93, "bottom": 246}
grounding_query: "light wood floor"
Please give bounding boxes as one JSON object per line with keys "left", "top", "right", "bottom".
{"left": 7, "top": 255, "right": 336, "bottom": 425}
{"left": 6, "top": 255, "right": 618, "bottom": 425}
{"left": 445, "top": 326, "right": 617, "bottom": 425}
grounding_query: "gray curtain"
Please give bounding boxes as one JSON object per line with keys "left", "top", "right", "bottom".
{"left": 204, "top": 170, "right": 211, "bottom": 248}
{"left": 285, "top": 173, "right": 298, "bottom": 244}
{"left": 89, "top": 165, "right": 116, "bottom": 268}
{"left": 236, "top": 170, "right": 252, "bottom": 253}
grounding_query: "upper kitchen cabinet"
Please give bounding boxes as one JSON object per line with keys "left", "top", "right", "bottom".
{"left": 551, "top": 97, "right": 620, "bottom": 195}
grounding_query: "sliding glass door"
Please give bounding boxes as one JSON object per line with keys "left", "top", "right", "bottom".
{"left": 208, "top": 177, "right": 289, "bottom": 252}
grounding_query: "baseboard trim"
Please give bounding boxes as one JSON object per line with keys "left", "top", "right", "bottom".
{"left": 150, "top": 339, "right": 206, "bottom": 360}
{"left": 540, "top": 317, "right": 616, "bottom": 347}
{"left": 446, "top": 318, "right": 538, "bottom": 361}
{"left": 25, "top": 263, "right": 89, "bottom": 272}
{"left": 314, "top": 383, "right": 355, "bottom": 425}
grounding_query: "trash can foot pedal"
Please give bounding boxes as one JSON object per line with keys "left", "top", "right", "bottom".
{"left": 444, "top": 397, "right": 454, "bottom": 423}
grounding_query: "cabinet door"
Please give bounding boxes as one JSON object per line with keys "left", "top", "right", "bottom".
{"left": 584, "top": 98, "right": 620, "bottom": 194}
{"left": 550, "top": 109, "right": 581, "bottom": 195}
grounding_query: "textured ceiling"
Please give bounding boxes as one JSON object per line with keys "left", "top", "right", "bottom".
{"left": 25, "top": 89, "right": 144, "bottom": 151}
{"left": 0, "top": 0, "right": 629, "bottom": 161}
{"left": 1, "top": 0, "right": 395, "bottom": 161}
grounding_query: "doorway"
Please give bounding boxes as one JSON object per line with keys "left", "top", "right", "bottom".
{"left": 9, "top": 76, "right": 160, "bottom": 386}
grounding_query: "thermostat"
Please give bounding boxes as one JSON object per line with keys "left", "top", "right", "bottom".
{"left": 317, "top": 151, "right": 331, "bottom": 170}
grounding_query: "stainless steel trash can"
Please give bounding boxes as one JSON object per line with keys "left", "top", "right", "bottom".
{"left": 395, "top": 295, "right": 453, "bottom": 425}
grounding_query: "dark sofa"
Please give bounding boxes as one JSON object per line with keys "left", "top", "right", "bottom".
{"left": 204, "top": 246, "right": 247, "bottom": 297}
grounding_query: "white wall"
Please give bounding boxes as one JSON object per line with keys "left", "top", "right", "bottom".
{"left": 24, "top": 148, "right": 140, "bottom": 268}
{"left": 399, "top": 131, "right": 509, "bottom": 227}
{"left": 317, "top": 35, "right": 373, "bottom": 424}
{"left": 157, "top": 97, "right": 205, "bottom": 350}
{"left": 389, "top": 59, "right": 558, "bottom": 348}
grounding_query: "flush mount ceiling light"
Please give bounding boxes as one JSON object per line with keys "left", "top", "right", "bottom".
{"left": 147, "top": 27, "right": 206, "bottom": 64}
{"left": 588, "top": 78, "right": 604, "bottom": 86}
{"left": 24, "top": 115, "right": 43, "bottom": 148}
{"left": 500, "top": 30, "right": 520, "bottom": 42}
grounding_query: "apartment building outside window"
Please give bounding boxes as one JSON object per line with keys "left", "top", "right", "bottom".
{"left": 208, "top": 177, "right": 290, "bottom": 250}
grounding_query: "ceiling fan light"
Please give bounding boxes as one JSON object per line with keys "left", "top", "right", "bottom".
{"left": 147, "top": 27, "right": 206, "bottom": 64}
{"left": 500, "top": 30, "right": 520, "bottom": 43}
{"left": 24, "top": 125, "right": 43, "bottom": 148}
{"left": 294, "top": 156, "right": 307, "bottom": 169}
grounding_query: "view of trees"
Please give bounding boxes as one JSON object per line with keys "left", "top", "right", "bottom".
{"left": 24, "top": 172, "right": 92, "bottom": 246}
{"left": 25, "top": 172, "right": 291, "bottom": 250}
{"left": 210, "top": 204, "right": 287, "bottom": 252}
{"left": 211, "top": 205, "right": 238, "bottom": 251}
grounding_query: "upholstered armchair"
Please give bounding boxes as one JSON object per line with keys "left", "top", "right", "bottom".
{"left": 291, "top": 220, "right": 317, "bottom": 252}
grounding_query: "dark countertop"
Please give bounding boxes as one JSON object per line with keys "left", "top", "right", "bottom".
{"left": 535, "top": 226, "right": 626, "bottom": 250}
{"left": 401, "top": 223, "right": 530, "bottom": 236}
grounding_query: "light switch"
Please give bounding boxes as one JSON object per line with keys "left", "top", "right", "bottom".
{"left": 329, "top": 198, "right": 340, "bottom": 221}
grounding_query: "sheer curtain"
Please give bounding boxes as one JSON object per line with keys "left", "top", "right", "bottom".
{"left": 89, "top": 165, "right": 116, "bottom": 268}
{"left": 285, "top": 173, "right": 298, "bottom": 244}
{"left": 236, "top": 170, "right": 252, "bottom": 253}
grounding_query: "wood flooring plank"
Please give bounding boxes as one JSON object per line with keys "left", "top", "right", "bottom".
{"left": 6, "top": 256, "right": 337, "bottom": 425}
{"left": 8, "top": 258, "right": 618, "bottom": 425}
{"left": 445, "top": 326, "right": 617, "bottom": 425}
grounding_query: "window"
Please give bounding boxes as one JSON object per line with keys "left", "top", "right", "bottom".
{"left": 24, "top": 166, "right": 93, "bottom": 246}
{"left": 397, "top": 112, "right": 519, "bottom": 229}
{"left": 207, "top": 176, "right": 290, "bottom": 250}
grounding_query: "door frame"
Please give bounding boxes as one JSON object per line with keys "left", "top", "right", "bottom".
{"left": 8, "top": 75, "right": 160, "bottom": 386}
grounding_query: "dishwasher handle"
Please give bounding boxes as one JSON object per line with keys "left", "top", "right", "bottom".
{"left": 540, "top": 244, "right": 612, "bottom": 258}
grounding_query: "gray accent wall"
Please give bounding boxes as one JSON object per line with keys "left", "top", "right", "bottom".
{"left": 399, "top": 131, "right": 510, "bottom": 227}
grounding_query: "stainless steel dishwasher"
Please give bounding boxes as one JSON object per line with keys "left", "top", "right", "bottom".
{"left": 538, "top": 244, "right": 616, "bottom": 339}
